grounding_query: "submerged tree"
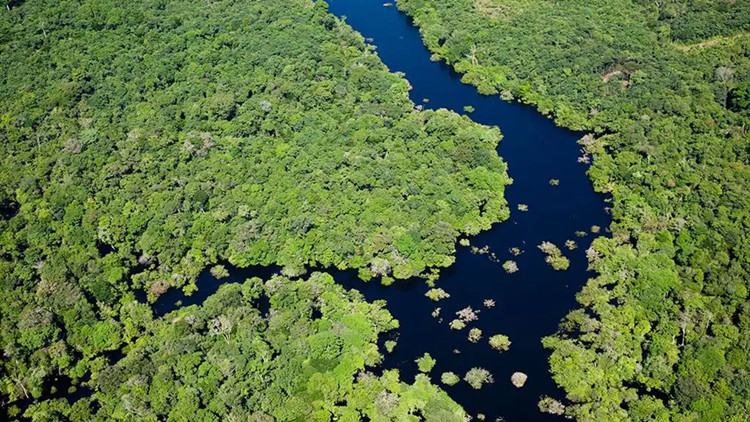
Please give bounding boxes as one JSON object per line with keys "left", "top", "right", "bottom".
{"left": 511, "top": 372, "right": 528, "bottom": 388}
{"left": 464, "top": 367, "right": 494, "bottom": 389}
{"left": 425, "top": 288, "right": 451, "bottom": 301}
{"left": 209, "top": 265, "right": 230, "bottom": 279}
{"left": 456, "top": 306, "right": 479, "bottom": 322}
{"left": 449, "top": 319, "right": 467, "bottom": 330}
{"left": 416, "top": 353, "right": 437, "bottom": 373}
{"left": 502, "top": 260, "right": 519, "bottom": 273}
{"left": 489, "top": 334, "right": 511, "bottom": 352}
{"left": 538, "top": 241, "right": 570, "bottom": 270}
{"left": 468, "top": 328, "right": 483, "bottom": 343}
{"left": 538, "top": 397, "right": 565, "bottom": 415}
{"left": 441, "top": 372, "right": 460, "bottom": 386}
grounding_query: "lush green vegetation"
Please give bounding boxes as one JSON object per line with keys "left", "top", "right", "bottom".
{"left": 0, "top": 0, "right": 512, "bottom": 418}
{"left": 24, "top": 273, "right": 465, "bottom": 421}
{"left": 399, "top": 0, "right": 750, "bottom": 420}
{"left": 464, "top": 367, "right": 493, "bottom": 390}
{"left": 634, "top": 0, "right": 750, "bottom": 43}
{"left": 441, "top": 371, "right": 460, "bottom": 386}
{"left": 416, "top": 352, "right": 437, "bottom": 373}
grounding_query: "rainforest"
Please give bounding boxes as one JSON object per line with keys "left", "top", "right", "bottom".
{"left": 1, "top": 0, "right": 749, "bottom": 421}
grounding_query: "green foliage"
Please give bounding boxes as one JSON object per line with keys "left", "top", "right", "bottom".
{"left": 468, "top": 327, "right": 482, "bottom": 343}
{"left": 0, "top": 0, "right": 508, "bottom": 417}
{"left": 449, "top": 319, "right": 466, "bottom": 330}
{"left": 538, "top": 242, "right": 570, "bottom": 270}
{"left": 488, "top": 334, "right": 511, "bottom": 352}
{"left": 538, "top": 396, "right": 566, "bottom": 415}
{"left": 416, "top": 352, "right": 437, "bottom": 373}
{"left": 399, "top": 0, "right": 750, "bottom": 419}
{"left": 209, "top": 264, "right": 230, "bottom": 279}
{"left": 502, "top": 260, "right": 518, "bottom": 273}
{"left": 464, "top": 367, "right": 493, "bottom": 389}
{"left": 441, "top": 372, "right": 460, "bottom": 386}
{"left": 425, "top": 287, "right": 451, "bottom": 301}
{"left": 545, "top": 255, "right": 570, "bottom": 271}
{"left": 730, "top": 82, "right": 750, "bottom": 111}
{"left": 634, "top": 0, "right": 750, "bottom": 43}
{"left": 32, "top": 273, "right": 464, "bottom": 421}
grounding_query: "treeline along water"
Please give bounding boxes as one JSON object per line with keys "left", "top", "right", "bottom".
{"left": 149, "top": 1, "right": 611, "bottom": 420}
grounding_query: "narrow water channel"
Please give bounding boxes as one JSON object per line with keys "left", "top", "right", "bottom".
{"left": 153, "top": 1, "right": 611, "bottom": 420}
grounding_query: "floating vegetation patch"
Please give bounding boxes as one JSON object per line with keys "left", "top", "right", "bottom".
{"left": 489, "top": 334, "right": 511, "bottom": 352}
{"left": 538, "top": 241, "right": 570, "bottom": 270}
{"left": 465, "top": 367, "right": 494, "bottom": 389}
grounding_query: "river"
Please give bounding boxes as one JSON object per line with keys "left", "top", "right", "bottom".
{"left": 148, "top": 1, "right": 611, "bottom": 420}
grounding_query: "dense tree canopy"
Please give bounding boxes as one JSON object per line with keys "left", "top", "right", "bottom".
{"left": 0, "top": 0, "right": 510, "bottom": 418}
{"left": 23, "top": 273, "right": 464, "bottom": 421}
{"left": 634, "top": 0, "right": 750, "bottom": 43}
{"left": 399, "top": 0, "right": 750, "bottom": 420}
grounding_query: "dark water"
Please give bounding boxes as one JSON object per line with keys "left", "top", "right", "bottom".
{"left": 151, "top": 1, "right": 610, "bottom": 420}
{"left": 151, "top": 265, "right": 280, "bottom": 317}
{"left": 0, "top": 200, "right": 19, "bottom": 220}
